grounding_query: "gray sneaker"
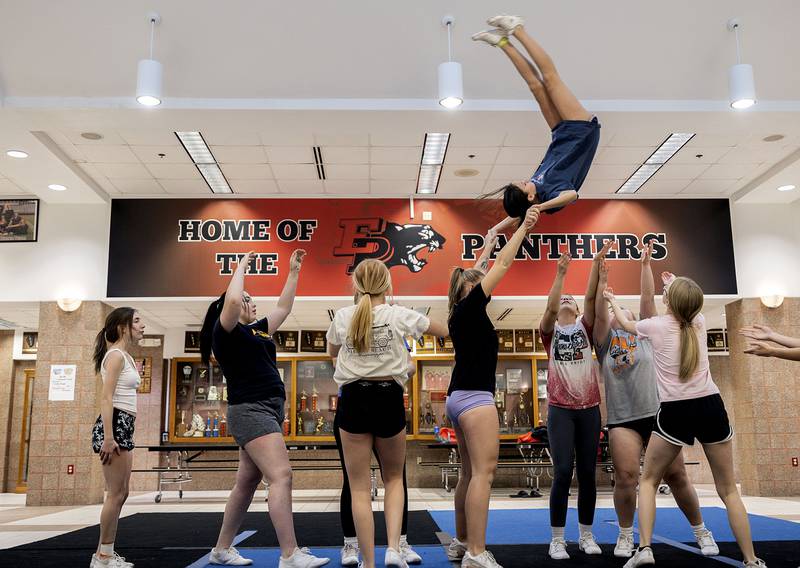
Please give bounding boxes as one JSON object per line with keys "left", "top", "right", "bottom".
{"left": 447, "top": 538, "right": 467, "bottom": 561}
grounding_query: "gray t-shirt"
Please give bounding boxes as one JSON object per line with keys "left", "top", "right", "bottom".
{"left": 596, "top": 329, "right": 660, "bottom": 424}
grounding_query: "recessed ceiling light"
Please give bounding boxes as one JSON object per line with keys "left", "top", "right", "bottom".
{"left": 48, "top": 184, "right": 67, "bottom": 191}
{"left": 6, "top": 150, "right": 29, "bottom": 159}
{"left": 777, "top": 184, "right": 796, "bottom": 192}
{"left": 762, "top": 134, "right": 784, "bottom": 142}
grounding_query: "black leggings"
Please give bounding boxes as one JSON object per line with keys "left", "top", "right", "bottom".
{"left": 547, "top": 404, "right": 601, "bottom": 527}
{"left": 333, "top": 405, "right": 409, "bottom": 538}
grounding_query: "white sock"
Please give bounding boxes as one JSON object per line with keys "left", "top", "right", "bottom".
{"left": 691, "top": 522, "right": 707, "bottom": 536}
{"left": 344, "top": 536, "right": 358, "bottom": 546}
{"left": 551, "top": 526, "right": 565, "bottom": 541}
{"left": 400, "top": 534, "right": 408, "bottom": 545}
{"left": 579, "top": 523, "right": 593, "bottom": 538}
{"left": 98, "top": 543, "right": 114, "bottom": 557}
{"left": 619, "top": 525, "right": 634, "bottom": 538}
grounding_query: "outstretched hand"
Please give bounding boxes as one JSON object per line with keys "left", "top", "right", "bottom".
{"left": 739, "top": 324, "right": 773, "bottom": 342}
{"left": 556, "top": 252, "right": 571, "bottom": 275}
{"left": 602, "top": 287, "right": 616, "bottom": 303}
{"left": 289, "top": 249, "right": 307, "bottom": 273}
{"left": 743, "top": 341, "right": 773, "bottom": 357}
{"left": 661, "top": 271, "right": 676, "bottom": 289}
{"left": 641, "top": 240, "right": 654, "bottom": 265}
{"left": 594, "top": 240, "right": 614, "bottom": 263}
{"left": 523, "top": 207, "right": 539, "bottom": 229}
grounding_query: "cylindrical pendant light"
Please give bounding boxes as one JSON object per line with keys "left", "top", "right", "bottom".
{"left": 727, "top": 18, "right": 755, "bottom": 110}
{"left": 438, "top": 16, "right": 463, "bottom": 109}
{"left": 136, "top": 13, "right": 162, "bottom": 106}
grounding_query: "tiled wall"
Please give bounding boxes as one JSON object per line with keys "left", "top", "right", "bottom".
{"left": 127, "top": 339, "right": 165, "bottom": 492}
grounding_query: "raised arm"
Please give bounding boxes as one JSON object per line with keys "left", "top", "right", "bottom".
{"left": 537, "top": 190, "right": 578, "bottom": 213}
{"left": 474, "top": 230, "right": 499, "bottom": 273}
{"left": 219, "top": 251, "right": 255, "bottom": 332}
{"left": 490, "top": 216, "right": 518, "bottom": 234}
{"left": 267, "top": 249, "right": 306, "bottom": 334}
{"left": 583, "top": 240, "right": 613, "bottom": 326}
{"left": 481, "top": 208, "right": 539, "bottom": 296}
{"left": 540, "top": 253, "right": 570, "bottom": 335}
{"left": 603, "top": 288, "right": 638, "bottom": 335}
{"left": 593, "top": 260, "right": 611, "bottom": 344}
{"left": 639, "top": 240, "right": 657, "bottom": 319}
{"left": 740, "top": 324, "right": 800, "bottom": 349}
{"left": 744, "top": 341, "right": 800, "bottom": 362}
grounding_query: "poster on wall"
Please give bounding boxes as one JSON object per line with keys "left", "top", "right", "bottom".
{"left": 0, "top": 199, "right": 39, "bottom": 243}
{"left": 48, "top": 365, "right": 76, "bottom": 401}
{"left": 107, "top": 198, "right": 737, "bottom": 297}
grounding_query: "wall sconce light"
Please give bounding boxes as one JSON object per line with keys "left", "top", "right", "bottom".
{"left": 57, "top": 298, "right": 83, "bottom": 312}
{"left": 760, "top": 295, "right": 784, "bottom": 309}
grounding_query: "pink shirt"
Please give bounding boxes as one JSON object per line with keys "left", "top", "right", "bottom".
{"left": 540, "top": 316, "right": 601, "bottom": 409}
{"left": 635, "top": 313, "right": 719, "bottom": 402}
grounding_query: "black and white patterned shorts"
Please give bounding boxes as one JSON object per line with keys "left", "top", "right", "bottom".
{"left": 92, "top": 408, "right": 136, "bottom": 453}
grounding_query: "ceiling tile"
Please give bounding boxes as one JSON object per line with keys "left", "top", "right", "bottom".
{"left": 502, "top": 128, "right": 551, "bottom": 147}
{"left": 605, "top": 129, "right": 664, "bottom": 147}
{"left": 221, "top": 164, "right": 274, "bottom": 180}
{"left": 321, "top": 147, "right": 369, "bottom": 164}
{"left": 325, "top": 165, "right": 369, "bottom": 180}
{"left": 700, "top": 163, "right": 760, "bottom": 180}
{"left": 146, "top": 163, "right": 202, "bottom": 179}
{"left": 369, "top": 130, "right": 425, "bottom": 147}
{"left": 579, "top": 179, "right": 625, "bottom": 194}
{"left": 201, "top": 131, "right": 261, "bottom": 146}
{"left": 594, "top": 147, "right": 653, "bottom": 165}
{"left": 370, "top": 164, "right": 418, "bottom": 180}
{"left": 716, "top": 146, "right": 776, "bottom": 165}
{"left": 436, "top": 180, "right": 487, "bottom": 196}
{"left": 0, "top": 179, "right": 27, "bottom": 195}
{"left": 586, "top": 164, "right": 636, "bottom": 180}
{"left": 668, "top": 146, "right": 731, "bottom": 164}
{"left": 62, "top": 131, "right": 126, "bottom": 145}
{"left": 266, "top": 147, "right": 315, "bottom": 164}
{"left": 488, "top": 164, "right": 534, "bottom": 180}
{"left": 370, "top": 180, "right": 416, "bottom": 195}
{"left": 260, "top": 131, "right": 315, "bottom": 146}
{"left": 271, "top": 164, "right": 319, "bottom": 179}
{"left": 78, "top": 145, "right": 140, "bottom": 163}
{"left": 496, "top": 147, "right": 546, "bottom": 165}
{"left": 229, "top": 180, "right": 280, "bottom": 194}
{"left": 685, "top": 133, "right": 740, "bottom": 148}
{"left": 451, "top": 130, "right": 505, "bottom": 147}
{"left": 96, "top": 163, "right": 152, "bottom": 179}
{"left": 211, "top": 146, "right": 268, "bottom": 164}
{"left": 680, "top": 179, "right": 738, "bottom": 195}
{"left": 109, "top": 179, "right": 165, "bottom": 194}
{"left": 635, "top": 178, "right": 691, "bottom": 194}
{"left": 57, "top": 143, "right": 88, "bottom": 162}
{"left": 117, "top": 130, "right": 180, "bottom": 146}
{"left": 442, "top": 165, "right": 490, "bottom": 181}
{"left": 652, "top": 163, "right": 709, "bottom": 180}
{"left": 130, "top": 145, "right": 192, "bottom": 164}
{"left": 277, "top": 180, "right": 324, "bottom": 194}
{"left": 447, "top": 147, "right": 499, "bottom": 165}
{"left": 314, "top": 132, "right": 369, "bottom": 146}
{"left": 370, "top": 147, "right": 421, "bottom": 164}
{"left": 158, "top": 179, "right": 212, "bottom": 194}
{"left": 324, "top": 180, "right": 370, "bottom": 194}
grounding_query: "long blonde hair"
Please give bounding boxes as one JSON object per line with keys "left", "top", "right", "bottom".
{"left": 447, "top": 267, "right": 484, "bottom": 322}
{"left": 665, "top": 277, "right": 704, "bottom": 379}
{"left": 349, "top": 259, "right": 391, "bottom": 353}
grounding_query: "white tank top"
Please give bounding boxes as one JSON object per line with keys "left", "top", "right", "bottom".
{"left": 101, "top": 348, "right": 140, "bottom": 414}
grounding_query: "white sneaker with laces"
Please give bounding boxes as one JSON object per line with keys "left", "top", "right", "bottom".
{"left": 486, "top": 15, "right": 524, "bottom": 33}
{"left": 447, "top": 538, "right": 467, "bottom": 561}
{"left": 340, "top": 539, "right": 359, "bottom": 567}
{"left": 695, "top": 528, "right": 719, "bottom": 556}
{"left": 548, "top": 538, "right": 569, "bottom": 560}
{"left": 209, "top": 546, "right": 253, "bottom": 566}
{"left": 471, "top": 29, "right": 508, "bottom": 46}
{"left": 279, "top": 547, "right": 330, "bottom": 568}
{"left": 614, "top": 533, "right": 635, "bottom": 557}
{"left": 578, "top": 533, "right": 602, "bottom": 555}
{"left": 743, "top": 559, "right": 767, "bottom": 567}
{"left": 461, "top": 550, "right": 502, "bottom": 568}
{"left": 623, "top": 547, "right": 655, "bottom": 568}
{"left": 90, "top": 553, "right": 133, "bottom": 568}
{"left": 385, "top": 547, "right": 408, "bottom": 568}
{"left": 399, "top": 536, "right": 421, "bottom": 564}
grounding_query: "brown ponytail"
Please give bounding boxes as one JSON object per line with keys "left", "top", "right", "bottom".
{"left": 93, "top": 307, "right": 136, "bottom": 372}
{"left": 447, "top": 267, "right": 484, "bottom": 322}
{"left": 665, "top": 277, "right": 704, "bottom": 379}
{"left": 348, "top": 259, "right": 391, "bottom": 353}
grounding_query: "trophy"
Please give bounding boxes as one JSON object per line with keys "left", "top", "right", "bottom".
{"left": 329, "top": 395, "right": 338, "bottom": 412}
{"left": 219, "top": 414, "right": 227, "bottom": 437}
{"left": 315, "top": 416, "right": 325, "bottom": 434}
{"left": 204, "top": 413, "right": 212, "bottom": 437}
{"left": 199, "top": 368, "right": 208, "bottom": 381}
{"left": 182, "top": 365, "right": 192, "bottom": 383}
{"left": 300, "top": 390, "right": 308, "bottom": 412}
{"left": 188, "top": 413, "right": 204, "bottom": 437}
{"left": 283, "top": 416, "right": 290, "bottom": 436}
{"left": 519, "top": 389, "right": 531, "bottom": 427}
{"left": 212, "top": 413, "right": 220, "bottom": 437}
{"left": 176, "top": 410, "right": 187, "bottom": 436}
{"left": 297, "top": 414, "right": 303, "bottom": 434}
{"left": 311, "top": 384, "right": 318, "bottom": 412}
{"left": 208, "top": 385, "right": 219, "bottom": 401}
{"left": 222, "top": 386, "right": 228, "bottom": 401}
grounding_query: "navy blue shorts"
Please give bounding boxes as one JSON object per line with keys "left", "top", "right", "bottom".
{"left": 531, "top": 117, "right": 601, "bottom": 213}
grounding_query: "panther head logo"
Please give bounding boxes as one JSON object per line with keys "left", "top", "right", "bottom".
{"left": 333, "top": 218, "right": 446, "bottom": 274}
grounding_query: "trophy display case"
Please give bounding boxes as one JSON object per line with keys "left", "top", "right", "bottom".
{"left": 294, "top": 358, "right": 337, "bottom": 438}
{"left": 171, "top": 359, "right": 231, "bottom": 441}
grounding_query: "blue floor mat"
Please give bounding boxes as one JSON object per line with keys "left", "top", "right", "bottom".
{"left": 429, "top": 507, "right": 800, "bottom": 544}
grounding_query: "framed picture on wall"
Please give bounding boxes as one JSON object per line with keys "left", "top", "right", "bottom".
{"left": 184, "top": 331, "right": 200, "bottom": 352}
{"left": 21, "top": 332, "right": 38, "bottom": 354}
{"left": 0, "top": 199, "right": 39, "bottom": 243}
{"left": 134, "top": 357, "right": 152, "bottom": 393}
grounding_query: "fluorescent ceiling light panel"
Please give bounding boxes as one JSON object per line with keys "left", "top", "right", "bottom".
{"left": 175, "top": 131, "right": 233, "bottom": 194}
{"left": 416, "top": 133, "right": 450, "bottom": 194}
{"left": 617, "top": 133, "right": 694, "bottom": 194}
{"left": 197, "top": 163, "right": 233, "bottom": 194}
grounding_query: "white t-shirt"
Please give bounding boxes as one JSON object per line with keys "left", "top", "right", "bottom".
{"left": 326, "top": 304, "right": 430, "bottom": 387}
{"left": 635, "top": 313, "right": 719, "bottom": 402}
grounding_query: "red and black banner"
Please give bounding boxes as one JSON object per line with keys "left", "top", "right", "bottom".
{"left": 107, "top": 198, "right": 736, "bottom": 297}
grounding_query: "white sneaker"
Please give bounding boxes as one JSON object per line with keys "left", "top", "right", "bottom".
{"left": 447, "top": 538, "right": 467, "bottom": 561}
{"left": 399, "top": 536, "right": 422, "bottom": 564}
{"left": 462, "top": 550, "right": 502, "bottom": 568}
{"left": 695, "top": 528, "right": 719, "bottom": 556}
{"left": 578, "top": 533, "right": 601, "bottom": 555}
{"left": 623, "top": 547, "right": 655, "bottom": 568}
{"left": 279, "top": 547, "right": 330, "bottom": 568}
{"left": 340, "top": 539, "right": 359, "bottom": 566}
{"left": 385, "top": 547, "right": 408, "bottom": 568}
{"left": 614, "top": 532, "right": 635, "bottom": 557}
{"left": 548, "top": 538, "right": 569, "bottom": 560}
{"left": 743, "top": 559, "right": 767, "bottom": 567}
{"left": 210, "top": 546, "right": 253, "bottom": 565}
{"left": 471, "top": 29, "right": 508, "bottom": 47}
{"left": 486, "top": 15, "right": 524, "bottom": 33}
{"left": 90, "top": 553, "right": 133, "bottom": 568}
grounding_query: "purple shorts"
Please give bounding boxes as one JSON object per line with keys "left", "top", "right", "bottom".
{"left": 445, "top": 390, "right": 495, "bottom": 427}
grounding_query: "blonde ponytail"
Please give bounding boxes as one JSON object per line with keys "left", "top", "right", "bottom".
{"left": 347, "top": 259, "right": 391, "bottom": 353}
{"left": 447, "top": 267, "right": 484, "bottom": 322}
{"left": 665, "top": 277, "right": 704, "bottom": 380}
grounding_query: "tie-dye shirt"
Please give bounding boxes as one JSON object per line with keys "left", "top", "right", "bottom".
{"left": 540, "top": 316, "right": 601, "bottom": 409}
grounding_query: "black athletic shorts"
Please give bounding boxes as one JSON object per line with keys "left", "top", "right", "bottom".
{"left": 608, "top": 415, "right": 656, "bottom": 443}
{"left": 654, "top": 393, "right": 733, "bottom": 447}
{"left": 337, "top": 379, "right": 406, "bottom": 438}
{"left": 92, "top": 408, "right": 136, "bottom": 452}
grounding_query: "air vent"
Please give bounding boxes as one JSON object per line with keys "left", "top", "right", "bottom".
{"left": 496, "top": 308, "right": 513, "bottom": 321}
{"left": 313, "top": 146, "right": 326, "bottom": 180}
{"left": 327, "top": 309, "right": 336, "bottom": 321}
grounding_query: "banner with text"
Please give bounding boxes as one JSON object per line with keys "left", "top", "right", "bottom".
{"left": 107, "top": 198, "right": 737, "bottom": 297}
